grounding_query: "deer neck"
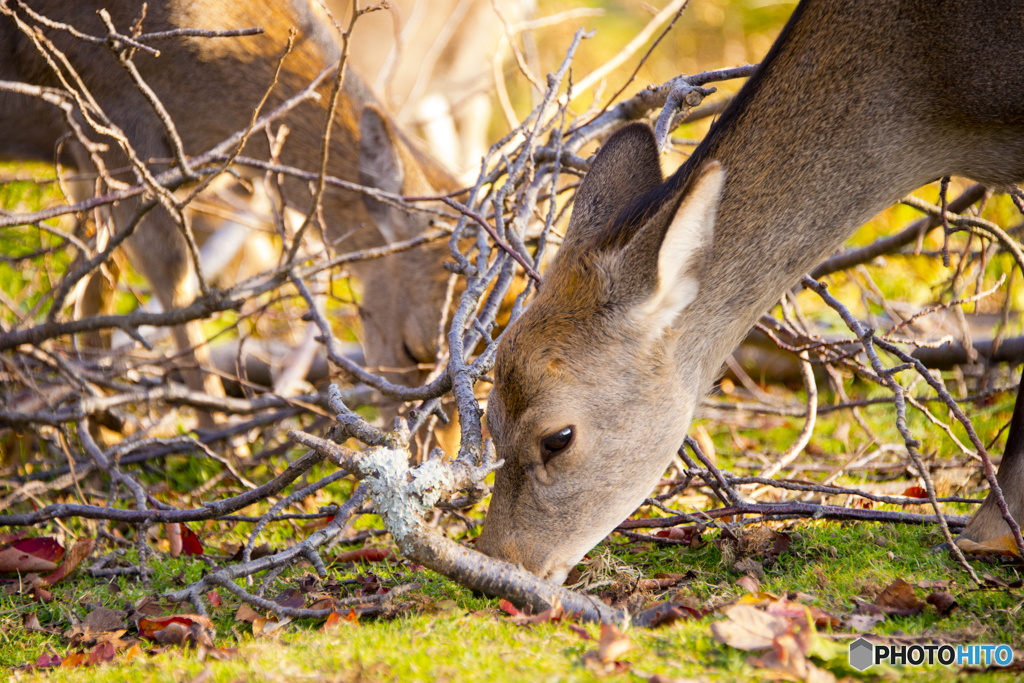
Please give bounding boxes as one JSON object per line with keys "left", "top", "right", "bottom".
{"left": 670, "top": 0, "right": 952, "bottom": 391}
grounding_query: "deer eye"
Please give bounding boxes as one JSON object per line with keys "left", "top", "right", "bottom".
{"left": 540, "top": 426, "right": 575, "bottom": 463}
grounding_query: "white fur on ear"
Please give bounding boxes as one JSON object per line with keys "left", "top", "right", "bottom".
{"left": 639, "top": 161, "right": 725, "bottom": 331}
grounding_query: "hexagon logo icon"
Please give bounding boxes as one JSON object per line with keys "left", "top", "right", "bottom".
{"left": 849, "top": 638, "right": 874, "bottom": 671}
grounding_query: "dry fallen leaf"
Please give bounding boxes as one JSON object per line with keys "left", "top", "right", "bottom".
{"left": 321, "top": 609, "right": 358, "bottom": 631}
{"left": 956, "top": 534, "right": 1021, "bottom": 557}
{"left": 710, "top": 604, "right": 789, "bottom": 651}
{"left": 0, "top": 537, "right": 62, "bottom": 572}
{"left": 234, "top": 604, "right": 261, "bottom": 624}
{"left": 926, "top": 590, "right": 958, "bottom": 616}
{"left": 873, "top": 578, "right": 924, "bottom": 616}
{"left": 736, "top": 575, "right": 760, "bottom": 593}
{"left": 252, "top": 615, "right": 291, "bottom": 637}
{"left": 597, "top": 624, "right": 632, "bottom": 663}
{"left": 41, "top": 537, "right": 95, "bottom": 586}
{"left": 843, "top": 613, "right": 885, "bottom": 632}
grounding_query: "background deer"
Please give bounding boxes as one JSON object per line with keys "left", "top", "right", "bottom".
{"left": 0, "top": 0, "right": 461, "bottom": 426}
{"left": 476, "top": 0, "right": 1024, "bottom": 584}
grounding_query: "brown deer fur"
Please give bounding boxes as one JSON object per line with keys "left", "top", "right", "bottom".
{"left": 0, "top": 0, "right": 460, "bottom": 424}
{"left": 477, "top": 0, "right": 1024, "bottom": 583}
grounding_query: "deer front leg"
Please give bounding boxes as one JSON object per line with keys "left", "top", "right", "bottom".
{"left": 124, "top": 202, "right": 225, "bottom": 429}
{"left": 959, "top": 366, "right": 1024, "bottom": 544}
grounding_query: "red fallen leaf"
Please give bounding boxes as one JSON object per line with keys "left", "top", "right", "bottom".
{"left": 568, "top": 624, "right": 591, "bottom": 640}
{"left": 902, "top": 486, "right": 928, "bottom": 499}
{"left": 206, "top": 590, "right": 222, "bottom": 608}
{"left": 85, "top": 640, "right": 118, "bottom": 666}
{"left": 335, "top": 548, "right": 393, "bottom": 564}
{"left": 40, "top": 537, "right": 95, "bottom": 586}
{"left": 0, "top": 537, "right": 64, "bottom": 572}
{"left": 0, "top": 531, "right": 28, "bottom": 545}
{"left": 35, "top": 653, "right": 61, "bottom": 668}
{"left": 137, "top": 614, "right": 214, "bottom": 640}
{"left": 180, "top": 525, "right": 204, "bottom": 556}
{"left": 502, "top": 599, "right": 566, "bottom": 626}
{"left": 273, "top": 588, "right": 304, "bottom": 610}
{"left": 499, "top": 600, "right": 521, "bottom": 617}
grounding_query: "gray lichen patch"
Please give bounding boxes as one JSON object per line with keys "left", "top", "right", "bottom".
{"left": 358, "top": 448, "right": 457, "bottom": 553}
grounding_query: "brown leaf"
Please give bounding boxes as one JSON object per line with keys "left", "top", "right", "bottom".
{"left": 137, "top": 614, "right": 214, "bottom": 642}
{"left": 40, "top": 537, "right": 95, "bottom": 586}
{"left": 632, "top": 601, "right": 704, "bottom": 629}
{"left": 844, "top": 613, "right": 885, "bottom": 631}
{"left": 206, "top": 590, "right": 222, "bottom": 608}
{"left": 83, "top": 607, "right": 127, "bottom": 632}
{"left": 273, "top": 588, "right": 304, "bottom": 610}
{"left": 61, "top": 652, "right": 87, "bottom": 668}
{"left": 320, "top": 609, "right": 358, "bottom": 631}
{"left": 710, "top": 604, "right": 788, "bottom": 651}
{"left": 736, "top": 574, "right": 760, "bottom": 593}
{"left": 597, "top": 623, "right": 632, "bottom": 663}
{"left": 926, "top": 590, "right": 958, "bottom": 616}
{"left": 764, "top": 598, "right": 840, "bottom": 629}
{"left": 768, "top": 532, "right": 792, "bottom": 560}
{"left": 873, "top": 578, "right": 924, "bottom": 616}
{"left": 0, "top": 539, "right": 61, "bottom": 572}
{"left": 635, "top": 577, "right": 690, "bottom": 591}
{"left": 308, "top": 597, "right": 336, "bottom": 611}
{"left": 957, "top": 534, "right": 1021, "bottom": 557}
{"left": 23, "top": 612, "right": 42, "bottom": 631}
{"left": 234, "top": 604, "right": 261, "bottom": 623}
{"left": 252, "top": 615, "right": 290, "bottom": 637}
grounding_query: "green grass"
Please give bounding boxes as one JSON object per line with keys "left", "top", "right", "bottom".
{"left": 3, "top": 517, "right": 1022, "bottom": 682}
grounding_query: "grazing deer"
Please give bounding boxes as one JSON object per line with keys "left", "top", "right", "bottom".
{"left": 0, "top": 0, "right": 460, "bottom": 425}
{"left": 476, "top": 0, "right": 1024, "bottom": 583}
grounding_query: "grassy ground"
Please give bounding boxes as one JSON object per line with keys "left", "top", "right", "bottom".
{"left": 3, "top": 505, "right": 1022, "bottom": 682}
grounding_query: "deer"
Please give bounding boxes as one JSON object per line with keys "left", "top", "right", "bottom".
{"left": 475, "top": 0, "right": 1024, "bottom": 584}
{"left": 0, "top": 0, "right": 462, "bottom": 427}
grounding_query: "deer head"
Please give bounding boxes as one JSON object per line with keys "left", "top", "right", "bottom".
{"left": 357, "top": 106, "right": 458, "bottom": 389}
{"left": 476, "top": 123, "right": 725, "bottom": 583}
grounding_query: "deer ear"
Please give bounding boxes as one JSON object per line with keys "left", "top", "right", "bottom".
{"left": 635, "top": 160, "right": 724, "bottom": 331}
{"left": 359, "top": 106, "right": 403, "bottom": 242}
{"left": 563, "top": 123, "right": 664, "bottom": 249}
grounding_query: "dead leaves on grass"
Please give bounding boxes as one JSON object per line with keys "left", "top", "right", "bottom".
{"left": 712, "top": 602, "right": 843, "bottom": 683}
{"left": 0, "top": 535, "right": 93, "bottom": 591}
